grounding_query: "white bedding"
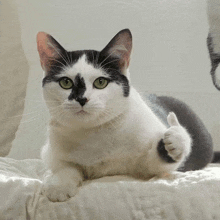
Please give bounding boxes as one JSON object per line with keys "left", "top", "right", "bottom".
{"left": 0, "top": 157, "right": 220, "bottom": 220}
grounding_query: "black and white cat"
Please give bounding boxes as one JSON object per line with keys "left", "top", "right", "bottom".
{"left": 37, "top": 29, "right": 213, "bottom": 202}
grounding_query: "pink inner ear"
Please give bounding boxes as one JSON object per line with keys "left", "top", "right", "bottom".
{"left": 103, "top": 30, "right": 132, "bottom": 71}
{"left": 37, "top": 32, "right": 56, "bottom": 70}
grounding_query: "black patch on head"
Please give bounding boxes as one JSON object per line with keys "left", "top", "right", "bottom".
{"left": 42, "top": 74, "right": 60, "bottom": 86}
{"left": 42, "top": 50, "right": 85, "bottom": 86}
{"left": 157, "top": 139, "right": 176, "bottom": 163}
{"left": 85, "top": 50, "right": 130, "bottom": 97}
{"left": 68, "top": 73, "right": 87, "bottom": 106}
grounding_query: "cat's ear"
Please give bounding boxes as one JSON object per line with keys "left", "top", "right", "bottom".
{"left": 101, "top": 29, "right": 132, "bottom": 72}
{"left": 37, "top": 32, "right": 65, "bottom": 72}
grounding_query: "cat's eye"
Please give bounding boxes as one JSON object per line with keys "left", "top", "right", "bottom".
{"left": 59, "top": 77, "right": 73, "bottom": 89}
{"left": 93, "top": 77, "right": 109, "bottom": 89}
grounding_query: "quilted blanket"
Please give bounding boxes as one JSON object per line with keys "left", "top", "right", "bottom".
{"left": 1, "top": 157, "right": 220, "bottom": 220}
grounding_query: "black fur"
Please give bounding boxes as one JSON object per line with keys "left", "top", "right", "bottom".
{"left": 157, "top": 139, "right": 176, "bottom": 163}
{"left": 96, "top": 54, "right": 130, "bottom": 97}
{"left": 42, "top": 74, "right": 60, "bottom": 86}
{"left": 84, "top": 50, "right": 130, "bottom": 97}
{"left": 207, "top": 33, "right": 220, "bottom": 91}
{"left": 147, "top": 94, "right": 214, "bottom": 171}
{"left": 68, "top": 73, "right": 87, "bottom": 106}
{"left": 212, "top": 151, "right": 220, "bottom": 163}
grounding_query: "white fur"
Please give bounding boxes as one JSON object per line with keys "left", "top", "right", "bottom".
{"left": 41, "top": 55, "right": 192, "bottom": 202}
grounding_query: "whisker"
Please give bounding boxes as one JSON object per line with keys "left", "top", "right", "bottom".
{"left": 19, "top": 115, "right": 44, "bottom": 124}
{"left": 48, "top": 58, "right": 67, "bottom": 69}
{"left": 24, "top": 97, "right": 61, "bottom": 104}
{"left": 100, "top": 58, "right": 120, "bottom": 69}
{"left": 70, "top": 52, "right": 73, "bottom": 65}
{"left": 53, "top": 107, "right": 69, "bottom": 122}
{"left": 49, "top": 65, "right": 67, "bottom": 71}
{"left": 103, "top": 67, "right": 121, "bottom": 75}
{"left": 99, "top": 49, "right": 118, "bottom": 67}
{"left": 92, "top": 50, "right": 95, "bottom": 66}
{"left": 65, "top": 50, "right": 71, "bottom": 64}
{"left": 95, "top": 51, "right": 100, "bottom": 68}
{"left": 5, "top": 106, "right": 46, "bottom": 120}
{"left": 47, "top": 104, "right": 64, "bottom": 112}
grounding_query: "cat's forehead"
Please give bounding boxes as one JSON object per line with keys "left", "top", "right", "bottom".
{"left": 63, "top": 54, "right": 104, "bottom": 79}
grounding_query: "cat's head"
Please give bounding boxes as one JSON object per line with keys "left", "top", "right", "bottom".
{"left": 37, "top": 29, "right": 132, "bottom": 128}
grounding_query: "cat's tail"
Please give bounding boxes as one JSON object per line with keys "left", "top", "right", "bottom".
{"left": 212, "top": 151, "right": 220, "bottom": 163}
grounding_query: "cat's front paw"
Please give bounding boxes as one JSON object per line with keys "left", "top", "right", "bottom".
{"left": 41, "top": 171, "right": 78, "bottom": 202}
{"left": 163, "top": 112, "right": 191, "bottom": 161}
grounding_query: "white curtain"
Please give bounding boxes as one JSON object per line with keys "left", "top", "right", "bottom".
{"left": 0, "top": 0, "right": 29, "bottom": 156}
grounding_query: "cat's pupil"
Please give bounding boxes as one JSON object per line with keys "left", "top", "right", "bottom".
{"left": 64, "top": 79, "right": 69, "bottom": 84}
{"left": 99, "top": 78, "right": 104, "bottom": 84}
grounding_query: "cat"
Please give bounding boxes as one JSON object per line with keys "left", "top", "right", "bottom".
{"left": 37, "top": 29, "right": 213, "bottom": 202}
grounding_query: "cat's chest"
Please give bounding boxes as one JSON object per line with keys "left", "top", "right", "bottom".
{"left": 57, "top": 126, "right": 145, "bottom": 166}
{"left": 51, "top": 103, "right": 166, "bottom": 166}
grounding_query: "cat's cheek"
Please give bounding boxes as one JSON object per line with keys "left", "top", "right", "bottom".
{"left": 87, "top": 95, "right": 107, "bottom": 112}
{"left": 43, "top": 87, "right": 67, "bottom": 107}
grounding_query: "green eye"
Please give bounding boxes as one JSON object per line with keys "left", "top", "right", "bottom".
{"left": 59, "top": 77, "right": 73, "bottom": 89}
{"left": 93, "top": 77, "right": 109, "bottom": 89}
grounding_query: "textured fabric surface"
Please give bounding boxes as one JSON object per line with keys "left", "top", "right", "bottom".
{"left": 1, "top": 157, "right": 220, "bottom": 220}
{"left": 0, "top": 0, "right": 29, "bottom": 156}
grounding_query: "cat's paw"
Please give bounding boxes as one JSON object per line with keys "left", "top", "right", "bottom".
{"left": 163, "top": 112, "right": 191, "bottom": 161}
{"left": 41, "top": 171, "right": 78, "bottom": 202}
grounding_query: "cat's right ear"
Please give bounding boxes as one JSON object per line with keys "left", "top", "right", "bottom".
{"left": 37, "top": 32, "right": 65, "bottom": 72}
{"left": 100, "top": 29, "right": 132, "bottom": 73}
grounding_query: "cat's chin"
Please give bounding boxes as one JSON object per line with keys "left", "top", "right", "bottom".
{"left": 70, "top": 110, "right": 94, "bottom": 119}
{"left": 73, "top": 110, "right": 95, "bottom": 122}
{"left": 51, "top": 109, "right": 100, "bottom": 128}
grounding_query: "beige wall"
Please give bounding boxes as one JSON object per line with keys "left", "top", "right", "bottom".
{"left": 7, "top": 0, "right": 220, "bottom": 159}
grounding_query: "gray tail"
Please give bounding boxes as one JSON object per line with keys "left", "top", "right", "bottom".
{"left": 212, "top": 151, "right": 220, "bottom": 163}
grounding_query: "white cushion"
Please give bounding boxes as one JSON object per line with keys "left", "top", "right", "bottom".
{"left": 1, "top": 157, "right": 220, "bottom": 219}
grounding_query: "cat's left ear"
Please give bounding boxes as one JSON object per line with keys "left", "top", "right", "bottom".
{"left": 101, "top": 29, "right": 132, "bottom": 73}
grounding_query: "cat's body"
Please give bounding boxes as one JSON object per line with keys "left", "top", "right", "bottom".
{"left": 37, "top": 29, "right": 213, "bottom": 202}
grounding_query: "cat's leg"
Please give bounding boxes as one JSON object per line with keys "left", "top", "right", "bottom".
{"left": 137, "top": 112, "right": 192, "bottom": 177}
{"left": 42, "top": 162, "right": 83, "bottom": 202}
{"left": 155, "top": 95, "right": 213, "bottom": 171}
{"left": 41, "top": 147, "right": 83, "bottom": 202}
{"left": 160, "top": 112, "right": 192, "bottom": 163}
{"left": 42, "top": 163, "right": 83, "bottom": 202}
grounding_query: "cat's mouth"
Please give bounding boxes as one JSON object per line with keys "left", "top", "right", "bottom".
{"left": 75, "top": 110, "right": 89, "bottom": 115}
